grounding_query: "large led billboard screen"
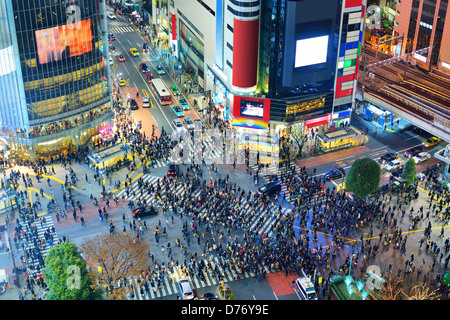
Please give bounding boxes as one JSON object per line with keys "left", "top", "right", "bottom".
{"left": 240, "top": 99, "right": 264, "bottom": 119}
{"left": 35, "top": 18, "right": 93, "bottom": 64}
{"left": 294, "top": 35, "right": 329, "bottom": 68}
{"left": 234, "top": 96, "right": 270, "bottom": 121}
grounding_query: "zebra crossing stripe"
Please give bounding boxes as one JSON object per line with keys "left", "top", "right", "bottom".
{"left": 127, "top": 256, "right": 282, "bottom": 300}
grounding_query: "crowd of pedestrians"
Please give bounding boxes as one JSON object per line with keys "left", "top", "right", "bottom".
{"left": 118, "top": 156, "right": 450, "bottom": 299}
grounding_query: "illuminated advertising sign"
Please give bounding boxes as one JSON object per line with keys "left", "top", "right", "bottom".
{"left": 234, "top": 96, "right": 270, "bottom": 121}
{"left": 35, "top": 18, "right": 93, "bottom": 64}
{"left": 295, "top": 35, "right": 329, "bottom": 68}
{"left": 240, "top": 99, "right": 264, "bottom": 118}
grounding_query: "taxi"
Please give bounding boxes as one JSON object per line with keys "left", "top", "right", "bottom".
{"left": 422, "top": 136, "right": 441, "bottom": 148}
{"left": 130, "top": 48, "right": 140, "bottom": 57}
{"left": 170, "top": 84, "right": 180, "bottom": 96}
{"left": 118, "top": 78, "right": 126, "bottom": 87}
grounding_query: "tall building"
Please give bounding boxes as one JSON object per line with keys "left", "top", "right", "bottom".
{"left": 153, "top": 0, "right": 366, "bottom": 145}
{"left": 394, "top": 0, "right": 450, "bottom": 73}
{"left": 0, "top": 0, "right": 113, "bottom": 161}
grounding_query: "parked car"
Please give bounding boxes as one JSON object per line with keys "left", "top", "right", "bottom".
{"left": 129, "top": 99, "right": 138, "bottom": 110}
{"left": 378, "top": 152, "right": 397, "bottom": 164}
{"left": 184, "top": 117, "right": 194, "bottom": 131}
{"left": 404, "top": 146, "right": 424, "bottom": 158}
{"left": 139, "top": 63, "right": 150, "bottom": 73}
{"left": 385, "top": 160, "right": 402, "bottom": 171}
{"left": 324, "top": 168, "right": 346, "bottom": 180}
{"left": 172, "top": 105, "right": 184, "bottom": 117}
{"left": 422, "top": 136, "right": 441, "bottom": 148}
{"left": 257, "top": 181, "right": 282, "bottom": 196}
{"left": 178, "top": 278, "right": 195, "bottom": 300}
{"left": 412, "top": 152, "right": 431, "bottom": 164}
{"left": 131, "top": 206, "right": 157, "bottom": 218}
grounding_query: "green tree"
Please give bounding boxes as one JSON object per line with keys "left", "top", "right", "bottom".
{"left": 43, "top": 241, "right": 103, "bottom": 300}
{"left": 345, "top": 157, "right": 381, "bottom": 198}
{"left": 401, "top": 158, "right": 417, "bottom": 186}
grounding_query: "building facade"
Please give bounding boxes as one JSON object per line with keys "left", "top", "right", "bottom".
{"left": 0, "top": 0, "right": 113, "bottom": 162}
{"left": 151, "top": 0, "right": 365, "bottom": 145}
{"left": 394, "top": 0, "right": 450, "bottom": 73}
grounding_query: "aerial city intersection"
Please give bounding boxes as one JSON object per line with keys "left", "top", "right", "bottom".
{"left": 0, "top": 0, "right": 449, "bottom": 309}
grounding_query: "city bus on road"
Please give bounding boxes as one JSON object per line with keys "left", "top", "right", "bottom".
{"left": 151, "top": 78, "right": 171, "bottom": 105}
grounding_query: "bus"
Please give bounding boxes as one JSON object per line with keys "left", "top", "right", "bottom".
{"left": 151, "top": 78, "right": 172, "bottom": 105}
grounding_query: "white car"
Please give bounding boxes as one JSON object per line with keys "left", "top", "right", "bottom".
{"left": 384, "top": 160, "right": 402, "bottom": 171}
{"left": 178, "top": 278, "right": 195, "bottom": 300}
{"left": 107, "top": 12, "right": 116, "bottom": 19}
{"left": 142, "top": 96, "right": 150, "bottom": 108}
{"left": 412, "top": 152, "right": 431, "bottom": 164}
{"left": 172, "top": 118, "right": 186, "bottom": 132}
{"left": 184, "top": 117, "right": 194, "bottom": 131}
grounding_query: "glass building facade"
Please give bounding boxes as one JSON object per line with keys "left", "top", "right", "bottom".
{"left": 0, "top": 0, "right": 112, "bottom": 161}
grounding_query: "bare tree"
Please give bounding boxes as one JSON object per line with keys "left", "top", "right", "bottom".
{"left": 367, "top": 269, "right": 440, "bottom": 300}
{"left": 80, "top": 232, "right": 150, "bottom": 300}
{"left": 403, "top": 282, "right": 440, "bottom": 300}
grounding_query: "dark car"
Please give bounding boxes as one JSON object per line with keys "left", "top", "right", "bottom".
{"left": 390, "top": 166, "right": 404, "bottom": 180}
{"left": 146, "top": 72, "right": 153, "bottom": 83}
{"left": 324, "top": 168, "right": 346, "bottom": 181}
{"left": 378, "top": 152, "right": 397, "bottom": 164}
{"left": 202, "top": 293, "right": 218, "bottom": 300}
{"left": 142, "top": 42, "right": 149, "bottom": 52}
{"left": 139, "top": 63, "right": 150, "bottom": 73}
{"left": 132, "top": 206, "right": 157, "bottom": 218}
{"left": 257, "top": 181, "right": 282, "bottom": 196}
{"left": 167, "top": 163, "right": 178, "bottom": 176}
{"left": 129, "top": 99, "right": 139, "bottom": 110}
{"left": 404, "top": 146, "right": 424, "bottom": 158}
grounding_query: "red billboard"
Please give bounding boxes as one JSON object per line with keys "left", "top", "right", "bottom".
{"left": 232, "top": 19, "right": 260, "bottom": 88}
{"left": 233, "top": 96, "right": 270, "bottom": 121}
{"left": 35, "top": 18, "right": 93, "bottom": 64}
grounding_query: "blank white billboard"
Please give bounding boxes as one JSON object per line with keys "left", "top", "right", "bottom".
{"left": 295, "top": 35, "right": 329, "bottom": 68}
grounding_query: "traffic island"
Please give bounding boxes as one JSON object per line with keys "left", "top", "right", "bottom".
{"left": 217, "top": 283, "right": 235, "bottom": 300}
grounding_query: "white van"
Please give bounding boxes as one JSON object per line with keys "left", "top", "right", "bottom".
{"left": 295, "top": 276, "right": 317, "bottom": 300}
